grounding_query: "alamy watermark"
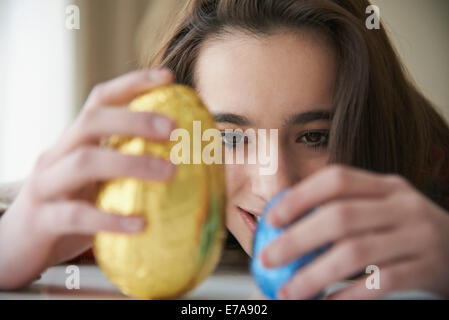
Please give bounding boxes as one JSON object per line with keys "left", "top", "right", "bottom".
{"left": 65, "top": 4, "right": 80, "bottom": 30}
{"left": 365, "top": 5, "right": 380, "bottom": 30}
{"left": 169, "top": 121, "right": 279, "bottom": 176}
{"left": 365, "top": 265, "right": 380, "bottom": 290}
{"left": 65, "top": 265, "right": 80, "bottom": 290}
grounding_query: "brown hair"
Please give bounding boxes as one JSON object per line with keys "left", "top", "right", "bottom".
{"left": 145, "top": 0, "right": 449, "bottom": 207}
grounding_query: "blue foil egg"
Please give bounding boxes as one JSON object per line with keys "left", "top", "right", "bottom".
{"left": 251, "top": 190, "right": 331, "bottom": 299}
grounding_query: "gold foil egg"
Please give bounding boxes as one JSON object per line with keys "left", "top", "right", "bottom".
{"left": 93, "top": 84, "right": 227, "bottom": 299}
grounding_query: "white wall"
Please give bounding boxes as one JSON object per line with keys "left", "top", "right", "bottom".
{"left": 371, "top": 0, "right": 449, "bottom": 121}
{"left": 0, "top": 0, "right": 76, "bottom": 182}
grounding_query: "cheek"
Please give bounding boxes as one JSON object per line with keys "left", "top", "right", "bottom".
{"left": 223, "top": 164, "right": 254, "bottom": 251}
{"left": 224, "top": 163, "right": 246, "bottom": 208}
{"left": 298, "top": 152, "right": 329, "bottom": 178}
{"left": 292, "top": 150, "right": 330, "bottom": 179}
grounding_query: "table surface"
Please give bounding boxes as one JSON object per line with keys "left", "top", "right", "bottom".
{"left": 0, "top": 264, "right": 264, "bottom": 300}
{"left": 0, "top": 264, "right": 441, "bottom": 300}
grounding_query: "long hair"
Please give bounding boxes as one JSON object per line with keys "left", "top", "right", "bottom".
{"left": 144, "top": 0, "right": 449, "bottom": 207}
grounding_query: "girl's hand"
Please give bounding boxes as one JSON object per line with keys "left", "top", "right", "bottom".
{"left": 261, "top": 165, "right": 449, "bottom": 299}
{"left": 0, "top": 68, "right": 176, "bottom": 290}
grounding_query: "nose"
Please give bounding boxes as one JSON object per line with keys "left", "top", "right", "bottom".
{"left": 250, "top": 146, "right": 297, "bottom": 202}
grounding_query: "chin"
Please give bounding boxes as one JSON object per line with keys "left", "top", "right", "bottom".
{"left": 231, "top": 233, "right": 252, "bottom": 256}
{"left": 241, "top": 241, "right": 253, "bottom": 257}
{"left": 226, "top": 212, "right": 255, "bottom": 257}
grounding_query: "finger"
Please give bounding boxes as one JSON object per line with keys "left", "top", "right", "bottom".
{"left": 46, "top": 108, "right": 176, "bottom": 165}
{"left": 38, "top": 201, "right": 147, "bottom": 236}
{"left": 325, "top": 259, "right": 426, "bottom": 300}
{"left": 278, "top": 229, "right": 421, "bottom": 300}
{"left": 52, "top": 234, "right": 94, "bottom": 265}
{"left": 84, "top": 68, "right": 174, "bottom": 109}
{"left": 38, "top": 69, "right": 175, "bottom": 168}
{"left": 261, "top": 198, "right": 403, "bottom": 268}
{"left": 267, "top": 164, "right": 410, "bottom": 227}
{"left": 34, "top": 147, "right": 175, "bottom": 200}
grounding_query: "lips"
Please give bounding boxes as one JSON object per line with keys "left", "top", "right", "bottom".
{"left": 237, "top": 206, "right": 262, "bottom": 233}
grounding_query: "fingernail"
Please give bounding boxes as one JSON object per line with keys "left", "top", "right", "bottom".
{"left": 120, "top": 217, "right": 145, "bottom": 232}
{"left": 267, "top": 212, "right": 280, "bottom": 227}
{"left": 278, "top": 287, "right": 289, "bottom": 300}
{"left": 260, "top": 249, "right": 271, "bottom": 268}
{"left": 148, "top": 68, "right": 170, "bottom": 81}
{"left": 262, "top": 246, "right": 280, "bottom": 269}
{"left": 277, "top": 206, "right": 289, "bottom": 225}
{"left": 152, "top": 115, "right": 173, "bottom": 136}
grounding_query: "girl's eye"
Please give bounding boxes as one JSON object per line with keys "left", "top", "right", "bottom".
{"left": 221, "top": 131, "right": 248, "bottom": 148}
{"left": 296, "top": 130, "right": 329, "bottom": 149}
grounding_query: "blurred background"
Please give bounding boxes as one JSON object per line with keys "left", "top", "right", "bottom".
{"left": 0, "top": 0, "right": 448, "bottom": 182}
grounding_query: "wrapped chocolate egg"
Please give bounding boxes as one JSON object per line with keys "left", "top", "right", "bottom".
{"left": 93, "top": 84, "right": 227, "bottom": 299}
{"left": 251, "top": 190, "right": 331, "bottom": 299}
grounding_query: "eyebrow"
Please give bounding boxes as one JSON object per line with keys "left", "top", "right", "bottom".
{"left": 283, "top": 110, "right": 332, "bottom": 126}
{"left": 213, "top": 113, "right": 252, "bottom": 126}
{"left": 213, "top": 109, "right": 332, "bottom": 127}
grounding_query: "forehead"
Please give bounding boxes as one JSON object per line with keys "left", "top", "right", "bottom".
{"left": 194, "top": 29, "right": 337, "bottom": 123}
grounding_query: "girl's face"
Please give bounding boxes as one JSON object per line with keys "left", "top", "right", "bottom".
{"left": 195, "top": 30, "right": 337, "bottom": 255}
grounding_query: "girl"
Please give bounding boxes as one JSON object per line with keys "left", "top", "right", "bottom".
{"left": 1, "top": 0, "right": 448, "bottom": 299}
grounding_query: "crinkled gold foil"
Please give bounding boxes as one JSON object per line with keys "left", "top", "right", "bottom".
{"left": 93, "top": 85, "right": 227, "bottom": 299}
